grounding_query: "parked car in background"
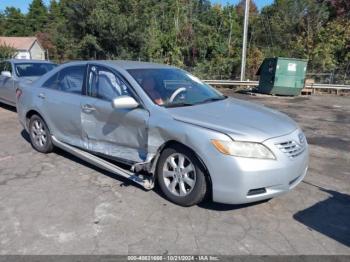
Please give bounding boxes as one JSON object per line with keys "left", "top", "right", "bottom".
{"left": 0, "top": 59, "right": 57, "bottom": 106}
{"left": 16, "top": 60, "right": 308, "bottom": 206}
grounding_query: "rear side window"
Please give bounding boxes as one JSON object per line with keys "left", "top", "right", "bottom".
{"left": 42, "top": 65, "right": 85, "bottom": 94}
{"left": 15, "top": 63, "right": 56, "bottom": 77}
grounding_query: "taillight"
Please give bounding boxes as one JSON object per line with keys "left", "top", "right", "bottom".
{"left": 16, "top": 89, "right": 22, "bottom": 100}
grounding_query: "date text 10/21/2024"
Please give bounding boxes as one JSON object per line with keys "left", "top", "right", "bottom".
{"left": 127, "top": 255, "right": 220, "bottom": 261}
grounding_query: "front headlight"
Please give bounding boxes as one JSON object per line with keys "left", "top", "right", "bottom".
{"left": 211, "top": 140, "right": 276, "bottom": 159}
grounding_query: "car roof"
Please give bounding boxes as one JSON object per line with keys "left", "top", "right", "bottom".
{"left": 103, "top": 60, "right": 174, "bottom": 70}
{"left": 63, "top": 60, "right": 175, "bottom": 70}
{"left": 4, "top": 59, "right": 57, "bottom": 64}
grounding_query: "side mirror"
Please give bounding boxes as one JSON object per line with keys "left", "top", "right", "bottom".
{"left": 1, "top": 71, "right": 12, "bottom": 78}
{"left": 112, "top": 96, "right": 139, "bottom": 110}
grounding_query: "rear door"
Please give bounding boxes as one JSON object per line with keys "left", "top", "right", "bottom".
{"left": 0, "top": 61, "right": 15, "bottom": 105}
{"left": 38, "top": 64, "right": 87, "bottom": 148}
{"left": 82, "top": 64, "right": 149, "bottom": 163}
{"left": 0, "top": 62, "right": 5, "bottom": 102}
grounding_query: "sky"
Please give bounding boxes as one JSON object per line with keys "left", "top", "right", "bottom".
{"left": 0, "top": 0, "right": 273, "bottom": 13}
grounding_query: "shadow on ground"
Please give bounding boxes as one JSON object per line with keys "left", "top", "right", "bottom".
{"left": 0, "top": 102, "right": 16, "bottom": 112}
{"left": 307, "top": 136, "right": 350, "bottom": 152}
{"left": 21, "top": 129, "right": 143, "bottom": 190}
{"left": 197, "top": 199, "right": 270, "bottom": 211}
{"left": 294, "top": 181, "right": 350, "bottom": 247}
{"left": 21, "top": 129, "right": 30, "bottom": 143}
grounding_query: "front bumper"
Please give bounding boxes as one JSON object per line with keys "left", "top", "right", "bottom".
{"left": 206, "top": 129, "right": 309, "bottom": 204}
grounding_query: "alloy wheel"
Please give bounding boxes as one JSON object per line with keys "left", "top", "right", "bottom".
{"left": 162, "top": 153, "right": 197, "bottom": 197}
{"left": 31, "top": 119, "right": 48, "bottom": 148}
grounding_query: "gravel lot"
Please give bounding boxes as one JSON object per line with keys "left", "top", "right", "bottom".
{"left": 0, "top": 93, "right": 349, "bottom": 255}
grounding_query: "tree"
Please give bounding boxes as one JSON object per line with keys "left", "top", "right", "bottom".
{"left": 328, "top": 0, "right": 350, "bottom": 18}
{"left": 0, "top": 13, "right": 5, "bottom": 35}
{"left": 0, "top": 0, "right": 348, "bottom": 80}
{"left": 48, "top": 0, "right": 61, "bottom": 21}
{"left": 0, "top": 42, "right": 16, "bottom": 59}
{"left": 247, "top": 47, "right": 264, "bottom": 79}
{"left": 1, "top": 7, "right": 28, "bottom": 36}
{"left": 27, "top": 0, "right": 49, "bottom": 34}
{"left": 310, "top": 19, "right": 350, "bottom": 72}
{"left": 41, "top": 0, "right": 69, "bottom": 61}
{"left": 236, "top": 0, "right": 258, "bottom": 17}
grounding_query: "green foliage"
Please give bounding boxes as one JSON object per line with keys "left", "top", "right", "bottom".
{"left": 0, "top": 42, "right": 16, "bottom": 59}
{"left": 1, "top": 7, "right": 27, "bottom": 36}
{"left": 27, "top": 0, "right": 48, "bottom": 33}
{"left": 0, "top": 0, "right": 349, "bottom": 80}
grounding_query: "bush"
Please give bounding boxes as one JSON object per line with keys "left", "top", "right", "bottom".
{"left": 0, "top": 42, "right": 16, "bottom": 60}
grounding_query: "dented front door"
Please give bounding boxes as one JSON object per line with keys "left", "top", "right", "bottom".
{"left": 82, "top": 64, "right": 149, "bottom": 163}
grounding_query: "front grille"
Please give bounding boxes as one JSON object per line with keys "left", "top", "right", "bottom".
{"left": 276, "top": 140, "right": 305, "bottom": 158}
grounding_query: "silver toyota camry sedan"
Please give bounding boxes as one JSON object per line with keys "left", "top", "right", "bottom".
{"left": 0, "top": 59, "right": 57, "bottom": 106}
{"left": 16, "top": 61, "right": 308, "bottom": 206}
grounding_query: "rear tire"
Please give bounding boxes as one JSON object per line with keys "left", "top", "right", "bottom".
{"left": 157, "top": 144, "right": 208, "bottom": 206}
{"left": 29, "top": 115, "right": 54, "bottom": 154}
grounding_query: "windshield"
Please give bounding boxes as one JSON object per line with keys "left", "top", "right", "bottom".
{"left": 15, "top": 63, "right": 57, "bottom": 77}
{"left": 127, "top": 68, "right": 226, "bottom": 107}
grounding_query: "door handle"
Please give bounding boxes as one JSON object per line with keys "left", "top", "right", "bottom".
{"left": 38, "top": 93, "right": 46, "bottom": 99}
{"left": 81, "top": 104, "right": 96, "bottom": 113}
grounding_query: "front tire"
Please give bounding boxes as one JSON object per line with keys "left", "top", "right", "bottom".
{"left": 157, "top": 145, "right": 208, "bottom": 206}
{"left": 29, "top": 115, "right": 54, "bottom": 154}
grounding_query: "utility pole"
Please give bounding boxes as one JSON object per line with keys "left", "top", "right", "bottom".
{"left": 240, "top": 0, "right": 250, "bottom": 81}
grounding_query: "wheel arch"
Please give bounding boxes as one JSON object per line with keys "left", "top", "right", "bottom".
{"left": 25, "top": 110, "right": 47, "bottom": 131}
{"left": 154, "top": 140, "right": 213, "bottom": 199}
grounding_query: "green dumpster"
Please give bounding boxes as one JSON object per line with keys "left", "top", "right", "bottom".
{"left": 256, "top": 57, "right": 308, "bottom": 96}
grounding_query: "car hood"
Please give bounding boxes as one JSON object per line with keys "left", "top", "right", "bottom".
{"left": 168, "top": 97, "right": 298, "bottom": 142}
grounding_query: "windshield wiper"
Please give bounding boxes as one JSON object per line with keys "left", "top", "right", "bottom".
{"left": 165, "top": 102, "right": 194, "bottom": 108}
{"left": 197, "top": 96, "right": 227, "bottom": 105}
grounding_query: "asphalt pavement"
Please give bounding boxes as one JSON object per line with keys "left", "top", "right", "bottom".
{"left": 0, "top": 93, "right": 349, "bottom": 255}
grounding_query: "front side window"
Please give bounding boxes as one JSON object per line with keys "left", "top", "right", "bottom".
{"left": 42, "top": 72, "right": 59, "bottom": 89}
{"left": 42, "top": 65, "right": 85, "bottom": 94}
{"left": 87, "top": 65, "right": 132, "bottom": 101}
{"left": 15, "top": 63, "right": 56, "bottom": 77}
{"left": 127, "top": 68, "right": 226, "bottom": 107}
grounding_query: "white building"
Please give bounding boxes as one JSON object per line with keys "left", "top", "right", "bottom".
{"left": 0, "top": 36, "right": 46, "bottom": 60}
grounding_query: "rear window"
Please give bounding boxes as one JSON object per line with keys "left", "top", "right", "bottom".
{"left": 15, "top": 63, "right": 57, "bottom": 77}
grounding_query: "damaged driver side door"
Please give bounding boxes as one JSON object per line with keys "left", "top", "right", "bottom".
{"left": 82, "top": 64, "right": 149, "bottom": 163}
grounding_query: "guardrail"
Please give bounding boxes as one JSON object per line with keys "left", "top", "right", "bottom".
{"left": 203, "top": 80, "right": 350, "bottom": 91}
{"left": 203, "top": 80, "right": 258, "bottom": 86}
{"left": 305, "top": 83, "right": 350, "bottom": 90}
